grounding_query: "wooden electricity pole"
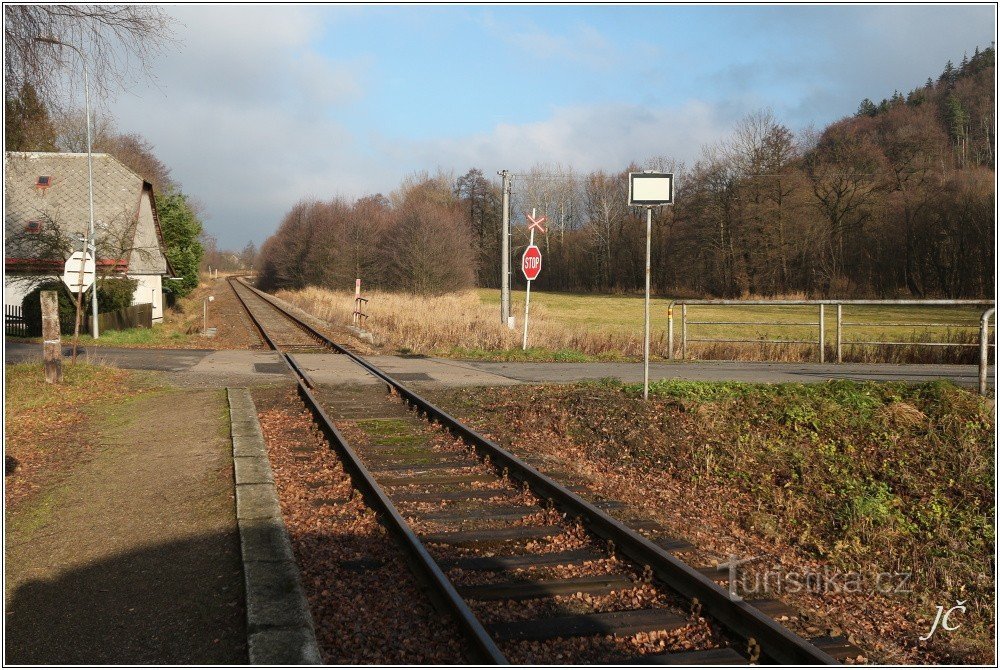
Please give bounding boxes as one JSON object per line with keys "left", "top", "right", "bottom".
{"left": 41, "top": 290, "right": 62, "bottom": 383}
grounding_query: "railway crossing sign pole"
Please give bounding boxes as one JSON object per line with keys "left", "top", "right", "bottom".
{"left": 521, "top": 210, "right": 545, "bottom": 350}
{"left": 628, "top": 172, "right": 674, "bottom": 400}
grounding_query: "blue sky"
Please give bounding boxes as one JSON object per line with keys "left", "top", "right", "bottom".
{"left": 105, "top": 4, "right": 996, "bottom": 247}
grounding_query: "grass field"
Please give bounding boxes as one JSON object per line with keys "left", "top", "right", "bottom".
{"left": 276, "top": 285, "right": 991, "bottom": 364}
{"left": 479, "top": 288, "right": 986, "bottom": 344}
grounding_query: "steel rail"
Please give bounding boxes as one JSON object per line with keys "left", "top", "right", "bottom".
{"left": 228, "top": 279, "right": 507, "bottom": 664}
{"left": 233, "top": 278, "right": 839, "bottom": 665}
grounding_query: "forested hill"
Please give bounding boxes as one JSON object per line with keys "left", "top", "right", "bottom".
{"left": 259, "top": 47, "right": 994, "bottom": 299}
{"left": 855, "top": 46, "right": 993, "bottom": 169}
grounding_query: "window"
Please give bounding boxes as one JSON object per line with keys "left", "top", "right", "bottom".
{"left": 24, "top": 220, "right": 43, "bottom": 234}
{"left": 36, "top": 176, "right": 50, "bottom": 189}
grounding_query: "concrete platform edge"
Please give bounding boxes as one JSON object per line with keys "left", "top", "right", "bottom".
{"left": 228, "top": 387, "right": 321, "bottom": 665}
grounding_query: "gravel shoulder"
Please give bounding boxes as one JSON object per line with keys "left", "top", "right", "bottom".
{"left": 5, "top": 387, "right": 246, "bottom": 664}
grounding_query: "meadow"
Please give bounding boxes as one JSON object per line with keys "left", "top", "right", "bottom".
{"left": 274, "top": 286, "right": 990, "bottom": 364}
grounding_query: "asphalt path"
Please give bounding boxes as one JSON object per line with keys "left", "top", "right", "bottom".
{"left": 5, "top": 342, "right": 993, "bottom": 390}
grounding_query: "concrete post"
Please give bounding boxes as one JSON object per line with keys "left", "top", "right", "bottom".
{"left": 41, "top": 290, "right": 62, "bottom": 383}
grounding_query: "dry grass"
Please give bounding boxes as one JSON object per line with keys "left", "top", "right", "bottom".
{"left": 274, "top": 287, "right": 652, "bottom": 359}
{"left": 274, "top": 286, "right": 992, "bottom": 364}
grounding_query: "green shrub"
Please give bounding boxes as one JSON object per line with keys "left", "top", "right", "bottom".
{"left": 21, "top": 277, "right": 137, "bottom": 335}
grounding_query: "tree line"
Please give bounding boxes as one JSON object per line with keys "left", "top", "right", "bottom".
{"left": 261, "top": 48, "right": 994, "bottom": 298}
{"left": 258, "top": 175, "right": 476, "bottom": 293}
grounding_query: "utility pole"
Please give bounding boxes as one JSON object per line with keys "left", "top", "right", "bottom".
{"left": 498, "top": 170, "right": 512, "bottom": 327}
{"left": 36, "top": 36, "right": 98, "bottom": 338}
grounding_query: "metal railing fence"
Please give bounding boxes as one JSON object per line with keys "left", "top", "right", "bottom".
{"left": 664, "top": 299, "right": 995, "bottom": 393}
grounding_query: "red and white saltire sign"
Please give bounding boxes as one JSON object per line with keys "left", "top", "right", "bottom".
{"left": 526, "top": 213, "right": 547, "bottom": 234}
{"left": 522, "top": 245, "right": 542, "bottom": 281}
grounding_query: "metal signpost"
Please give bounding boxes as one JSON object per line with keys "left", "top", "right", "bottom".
{"left": 521, "top": 210, "right": 545, "bottom": 350}
{"left": 628, "top": 172, "right": 674, "bottom": 400}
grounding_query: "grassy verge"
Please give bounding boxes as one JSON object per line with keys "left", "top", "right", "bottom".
{"left": 4, "top": 362, "right": 158, "bottom": 509}
{"left": 431, "top": 379, "right": 995, "bottom": 662}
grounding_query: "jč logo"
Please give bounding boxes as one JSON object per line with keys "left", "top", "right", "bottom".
{"left": 919, "top": 601, "right": 966, "bottom": 641}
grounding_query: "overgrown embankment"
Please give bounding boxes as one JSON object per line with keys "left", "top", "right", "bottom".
{"left": 432, "top": 379, "right": 995, "bottom": 663}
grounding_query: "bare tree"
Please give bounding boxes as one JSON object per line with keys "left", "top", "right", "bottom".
{"left": 4, "top": 5, "right": 174, "bottom": 112}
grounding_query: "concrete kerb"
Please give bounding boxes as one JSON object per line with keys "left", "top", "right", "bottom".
{"left": 227, "top": 388, "right": 322, "bottom": 665}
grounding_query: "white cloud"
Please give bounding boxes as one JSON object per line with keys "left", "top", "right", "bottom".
{"left": 110, "top": 6, "right": 373, "bottom": 245}
{"left": 479, "top": 13, "right": 651, "bottom": 71}
{"left": 381, "top": 100, "right": 731, "bottom": 176}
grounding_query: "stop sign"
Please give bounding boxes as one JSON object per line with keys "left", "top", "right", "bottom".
{"left": 522, "top": 245, "right": 542, "bottom": 281}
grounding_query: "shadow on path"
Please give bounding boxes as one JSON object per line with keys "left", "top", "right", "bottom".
{"left": 5, "top": 531, "right": 247, "bottom": 664}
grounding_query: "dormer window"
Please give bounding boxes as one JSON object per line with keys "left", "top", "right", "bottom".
{"left": 36, "top": 175, "right": 50, "bottom": 189}
{"left": 24, "top": 220, "right": 43, "bottom": 234}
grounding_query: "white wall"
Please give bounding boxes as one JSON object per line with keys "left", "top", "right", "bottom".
{"left": 4, "top": 274, "right": 57, "bottom": 308}
{"left": 6, "top": 272, "right": 165, "bottom": 323}
{"left": 130, "top": 274, "right": 164, "bottom": 322}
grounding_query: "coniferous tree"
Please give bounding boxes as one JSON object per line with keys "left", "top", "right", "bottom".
{"left": 156, "top": 191, "right": 204, "bottom": 297}
{"left": 857, "top": 98, "right": 877, "bottom": 117}
{"left": 939, "top": 60, "right": 956, "bottom": 87}
{"left": 4, "top": 83, "right": 56, "bottom": 151}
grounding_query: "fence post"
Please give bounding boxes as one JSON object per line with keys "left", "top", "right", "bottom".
{"left": 836, "top": 303, "right": 842, "bottom": 364}
{"left": 667, "top": 302, "right": 674, "bottom": 360}
{"left": 981, "top": 307, "right": 995, "bottom": 396}
{"left": 681, "top": 304, "right": 688, "bottom": 360}
{"left": 818, "top": 304, "right": 825, "bottom": 363}
{"left": 41, "top": 290, "right": 62, "bottom": 383}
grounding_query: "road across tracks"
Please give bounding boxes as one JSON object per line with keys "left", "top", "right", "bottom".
{"left": 4, "top": 341, "right": 991, "bottom": 390}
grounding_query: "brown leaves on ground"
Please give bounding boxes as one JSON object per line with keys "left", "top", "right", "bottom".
{"left": 427, "top": 382, "right": 995, "bottom": 665}
{"left": 253, "top": 387, "right": 467, "bottom": 664}
{"left": 4, "top": 362, "right": 155, "bottom": 510}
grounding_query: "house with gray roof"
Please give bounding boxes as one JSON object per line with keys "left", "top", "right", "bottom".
{"left": 4, "top": 151, "right": 174, "bottom": 323}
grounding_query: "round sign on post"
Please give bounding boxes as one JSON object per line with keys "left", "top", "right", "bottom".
{"left": 522, "top": 245, "right": 542, "bottom": 281}
{"left": 62, "top": 251, "right": 96, "bottom": 293}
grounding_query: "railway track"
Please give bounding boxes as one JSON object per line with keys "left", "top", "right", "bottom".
{"left": 228, "top": 277, "right": 860, "bottom": 665}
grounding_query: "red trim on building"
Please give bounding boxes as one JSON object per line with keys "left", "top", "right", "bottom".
{"left": 6, "top": 257, "right": 129, "bottom": 273}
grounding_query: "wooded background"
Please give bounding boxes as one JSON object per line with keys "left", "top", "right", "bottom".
{"left": 257, "top": 49, "right": 994, "bottom": 298}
